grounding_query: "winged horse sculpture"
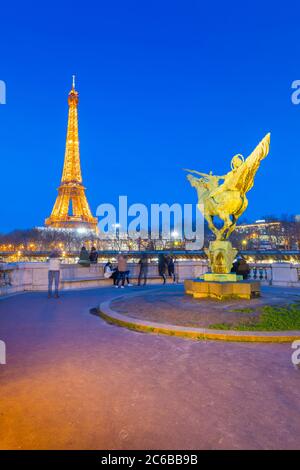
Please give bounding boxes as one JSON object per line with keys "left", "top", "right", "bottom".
{"left": 185, "top": 133, "right": 270, "bottom": 241}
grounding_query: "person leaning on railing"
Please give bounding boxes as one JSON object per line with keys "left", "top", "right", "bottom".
{"left": 232, "top": 256, "right": 250, "bottom": 280}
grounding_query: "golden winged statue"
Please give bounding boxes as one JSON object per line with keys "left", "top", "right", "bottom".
{"left": 185, "top": 133, "right": 270, "bottom": 241}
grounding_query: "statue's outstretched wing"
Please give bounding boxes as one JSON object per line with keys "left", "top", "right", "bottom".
{"left": 222, "top": 133, "right": 270, "bottom": 195}
{"left": 238, "top": 132, "right": 270, "bottom": 194}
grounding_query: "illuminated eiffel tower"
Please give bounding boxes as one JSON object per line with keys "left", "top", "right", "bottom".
{"left": 45, "top": 77, "right": 98, "bottom": 231}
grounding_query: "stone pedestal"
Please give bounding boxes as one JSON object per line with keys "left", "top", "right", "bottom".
{"left": 184, "top": 279, "right": 260, "bottom": 300}
{"left": 203, "top": 273, "right": 243, "bottom": 282}
{"left": 205, "top": 240, "right": 238, "bottom": 274}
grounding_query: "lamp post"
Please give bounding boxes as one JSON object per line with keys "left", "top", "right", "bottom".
{"left": 171, "top": 231, "right": 179, "bottom": 249}
{"left": 112, "top": 223, "right": 121, "bottom": 250}
{"left": 242, "top": 239, "right": 248, "bottom": 249}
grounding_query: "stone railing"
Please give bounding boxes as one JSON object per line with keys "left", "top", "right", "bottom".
{"left": 0, "top": 263, "right": 15, "bottom": 296}
{"left": 0, "top": 260, "right": 209, "bottom": 296}
{"left": 248, "top": 264, "right": 273, "bottom": 285}
{"left": 249, "top": 262, "right": 300, "bottom": 287}
{"left": 0, "top": 265, "right": 12, "bottom": 283}
{"left": 1, "top": 260, "right": 299, "bottom": 297}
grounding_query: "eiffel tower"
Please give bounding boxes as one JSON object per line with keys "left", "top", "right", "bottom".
{"left": 45, "top": 77, "right": 98, "bottom": 231}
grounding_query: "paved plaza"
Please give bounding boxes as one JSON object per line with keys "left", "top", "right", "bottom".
{"left": 0, "top": 286, "right": 300, "bottom": 450}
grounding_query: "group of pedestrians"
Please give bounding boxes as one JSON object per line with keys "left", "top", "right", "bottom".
{"left": 104, "top": 253, "right": 176, "bottom": 288}
{"left": 47, "top": 247, "right": 177, "bottom": 297}
{"left": 104, "top": 254, "right": 133, "bottom": 289}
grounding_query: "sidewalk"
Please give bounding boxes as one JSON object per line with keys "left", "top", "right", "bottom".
{"left": 0, "top": 286, "right": 299, "bottom": 449}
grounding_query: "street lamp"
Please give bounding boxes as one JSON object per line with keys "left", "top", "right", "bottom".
{"left": 77, "top": 227, "right": 87, "bottom": 234}
{"left": 112, "top": 223, "right": 121, "bottom": 249}
{"left": 171, "top": 231, "right": 179, "bottom": 249}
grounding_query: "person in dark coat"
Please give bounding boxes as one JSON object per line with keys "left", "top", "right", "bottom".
{"left": 231, "top": 256, "right": 250, "bottom": 280}
{"left": 89, "top": 246, "right": 98, "bottom": 264}
{"left": 231, "top": 259, "right": 238, "bottom": 274}
{"left": 236, "top": 258, "right": 250, "bottom": 280}
{"left": 78, "top": 246, "right": 90, "bottom": 267}
{"left": 138, "top": 253, "right": 148, "bottom": 286}
{"left": 167, "top": 255, "right": 176, "bottom": 282}
{"left": 158, "top": 253, "right": 167, "bottom": 284}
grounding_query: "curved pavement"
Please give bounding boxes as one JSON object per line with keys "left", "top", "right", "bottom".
{"left": 0, "top": 285, "right": 300, "bottom": 450}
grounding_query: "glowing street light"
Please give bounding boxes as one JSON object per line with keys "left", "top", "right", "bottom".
{"left": 77, "top": 227, "right": 87, "bottom": 234}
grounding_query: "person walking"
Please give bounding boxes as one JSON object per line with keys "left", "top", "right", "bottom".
{"left": 138, "top": 253, "right": 148, "bottom": 286}
{"left": 167, "top": 255, "right": 176, "bottom": 282}
{"left": 89, "top": 246, "right": 98, "bottom": 264}
{"left": 158, "top": 253, "right": 167, "bottom": 284}
{"left": 116, "top": 254, "right": 128, "bottom": 288}
{"left": 78, "top": 246, "right": 90, "bottom": 267}
{"left": 48, "top": 250, "right": 61, "bottom": 298}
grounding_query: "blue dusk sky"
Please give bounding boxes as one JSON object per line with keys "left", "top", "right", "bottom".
{"left": 0, "top": 1, "right": 299, "bottom": 232}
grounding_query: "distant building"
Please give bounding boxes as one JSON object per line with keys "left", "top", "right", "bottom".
{"left": 235, "top": 219, "right": 289, "bottom": 250}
